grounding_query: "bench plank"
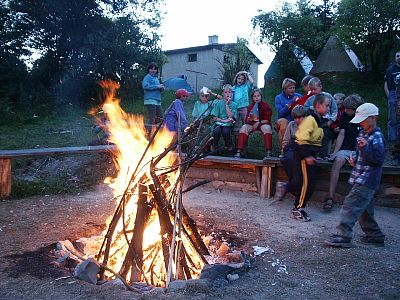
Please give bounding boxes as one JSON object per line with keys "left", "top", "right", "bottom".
{"left": 0, "top": 145, "right": 117, "bottom": 158}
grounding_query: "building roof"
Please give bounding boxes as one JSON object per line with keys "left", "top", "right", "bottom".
{"left": 164, "top": 43, "right": 263, "bottom": 65}
{"left": 311, "top": 36, "right": 364, "bottom": 74}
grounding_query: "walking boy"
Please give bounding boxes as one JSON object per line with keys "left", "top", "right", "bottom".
{"left": 291, "top": 94, "right": 330, "bottom": 221}
{"left": 325, "top": 103, "right": 386, "bottom": 248}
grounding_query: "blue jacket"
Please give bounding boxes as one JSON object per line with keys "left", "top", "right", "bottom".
{"left": 142, "top": 73, "right": 162, "bottom": 103}
{"left": 164, "top": 99, "right": 188, "bottom": 132}
{"left": 275, "top": 92, "right": 302, "bottom": 121}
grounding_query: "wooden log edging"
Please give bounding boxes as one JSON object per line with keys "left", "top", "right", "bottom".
{"left": 0, "top": 145, "right": 117, "bottom": 198}
{"left": 1, "top": 146, "right": 400, "bottom": 206}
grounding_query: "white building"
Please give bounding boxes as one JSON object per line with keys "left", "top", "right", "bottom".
{"left": 162, "top": 35, "right": 262, "bottom": 92}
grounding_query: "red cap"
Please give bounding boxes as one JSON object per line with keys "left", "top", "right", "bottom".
{"left": 175, "top": 89, "right": 191, "bottom": 98}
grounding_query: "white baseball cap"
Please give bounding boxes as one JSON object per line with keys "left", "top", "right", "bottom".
{"left": 350, "top": 103, "right": 379, "bottom": 123}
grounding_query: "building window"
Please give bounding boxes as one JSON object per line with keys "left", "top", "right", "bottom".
{"left": 188, "top": 53, "right": 197, "bottom": 62}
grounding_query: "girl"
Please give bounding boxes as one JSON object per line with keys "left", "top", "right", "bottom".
{"left": 234, "top": 89, "right": 273, "bottom": 159}
{"left": 232, "top": 71, "right": 254, "bottom": 125}
{"left": 210, "top": 84, "right": 238, "bottom": 152}
{"left": 191, "top": 88, "right": 221, "bottom": 121}
{"left": 142, "top": 62, "right": 164, "bottom": 125}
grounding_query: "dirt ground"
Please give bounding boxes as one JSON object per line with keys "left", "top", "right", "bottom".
{"left": 0, "top": 184, "right": 399, "bottom": 300}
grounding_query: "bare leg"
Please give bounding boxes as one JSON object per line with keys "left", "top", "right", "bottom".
{"left": 328, "top": 156, "right": 346, "bottom": 199}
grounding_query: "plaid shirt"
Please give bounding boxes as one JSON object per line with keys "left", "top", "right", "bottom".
{"left": 349, "top": 127, "right": 386, "bottom": 189}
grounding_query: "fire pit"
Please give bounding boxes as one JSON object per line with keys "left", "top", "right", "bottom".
{"left": 53, "top": 80, "right": 250, "bottom": 292}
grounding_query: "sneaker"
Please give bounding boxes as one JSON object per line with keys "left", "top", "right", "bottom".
{"left": 323, "top": 198, "right": 334, "bottom": 211}
{"left": 291, "top": 208, "right": 311, "bottom": 222}
{"left": 234, "top": 151, "right": 241, "bottom": 158}
{"left": 358, "top": 235, "right": 385, "bottom": 247}
{"left": 274, "top": 181, "right": 288, "bottom": 201}
{"left": 324, "top": 234, "right": 352, "bottom": 248}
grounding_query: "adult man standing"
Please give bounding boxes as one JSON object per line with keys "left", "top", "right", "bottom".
{"left": 384, "top": 51, "right": 400, "bottom": 142}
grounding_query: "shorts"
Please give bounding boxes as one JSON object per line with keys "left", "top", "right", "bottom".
{"left": 330, "top": 150, "right": 356, "bottom": 162}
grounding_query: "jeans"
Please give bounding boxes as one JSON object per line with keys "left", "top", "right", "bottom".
{"left": 213, "top": 125, "right": 233, "bottom": 149}
{"left": 337, "top": 184, "right": 384, "bottom": 240}
{"left": 388, "top": 90, "right": 399, "bottom": 141}
{"left": 145, "top": 104, "right": 163, "bottom": 125}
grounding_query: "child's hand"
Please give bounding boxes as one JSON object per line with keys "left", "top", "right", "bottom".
{"left": 349, "top": 153, "right": 355, "bottom": 167}
{"left": 357, "top": 137, "right": 367, "bottom": 148}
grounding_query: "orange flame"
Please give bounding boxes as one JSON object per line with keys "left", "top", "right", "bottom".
{"left": 95, "top": 80, "right": 205, "bottom": 286}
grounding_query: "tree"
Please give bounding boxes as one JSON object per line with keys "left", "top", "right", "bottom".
{"left": 219, "top": 38, "right": 255, "bottom": 85}
{"left": 334, "top": 0, "right": 400, "bottom": 74}
{"left": 252, "top": 0, "right": 335, "bottom": 62}
{"left": 2, "top": 0, "right": 165, "bottom": 114}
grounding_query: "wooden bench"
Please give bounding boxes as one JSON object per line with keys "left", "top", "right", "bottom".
{"left": 0, "top": 145, "right": 279, "bottom": 199}
{"left": 190, "top": 155, "right": 280, "bottom": 198}
{"left": 0, "top": 145, "right": 116, "bottom": 197}
{"left": 2, "top": 145, "right": 399, "bottom": 202}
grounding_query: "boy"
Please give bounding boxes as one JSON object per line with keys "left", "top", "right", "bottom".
{"left": 325, "top": 103, "right": 386, "bottom": 248}
{"left": 164, "top": 89, "right": 190, "bottom": 133}
{"left": 275, "top": 105, "right": 307, "bottom": 200}
{"left": 291, "top": 94, "right": 330, "bottom": 221}
{"left": 323, "top": 94, "right": 364, "bottom": 210}
{"left": 304, "top": 77, "right": 338, "bottom": 158}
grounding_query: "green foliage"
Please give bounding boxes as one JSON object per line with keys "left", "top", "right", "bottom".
{"left": 334, "top": 0, "right": 400, "bottom": 74}
{"left": 252, "top": 0, "right": 335, "bottom": 61}
{"left": 1, "top": 0, "right": 165, "bottom": 122}
{"left": 219, "top": 38, "right": 255, "bottom": 85}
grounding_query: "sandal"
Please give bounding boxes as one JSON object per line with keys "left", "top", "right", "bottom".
{"left": 323, "top": 198, "right": 333, "bottom": 210}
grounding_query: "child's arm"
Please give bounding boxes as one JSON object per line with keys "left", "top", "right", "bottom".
{"left": 142, "top": 75, "right": 161, "bottom": 91}
{"left": 276, "top": 96, "right": 291, "bottom": 118}
{"left": 247, "top": 72, "right": 254, "bottom": 85}
{"left": 362, "top": 133, "right": 386, "bottom": 167}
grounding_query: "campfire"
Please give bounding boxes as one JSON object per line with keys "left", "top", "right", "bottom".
{"left": 53, "top": 80, "right": 251, "bottom": 292}
{"left": 75, "top": 80, "right": 216, "bottom": 289}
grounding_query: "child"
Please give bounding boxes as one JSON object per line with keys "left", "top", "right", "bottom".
{"left": 142, "top": 62, "right": 164, "bottom": 125}
{"left": 232, "top": 71, "right": 254, "bottom": 125}
{"left": 164, "top": 89, "right": 190, "bottom": 133}
{"left": 323, "top": 94, "right": 364, "bottom": 210}
{"left": 275, "top": 105, "right": 307, "bottom": 200}
{"left": 331, "top": 93, "right": 346, "bottom": 135}
{"left": 291, "top": 93, "right": 330, "bottom": 221}
{"left": 234, "top": 88, "right": 273, "bottom": 159}
{"left": 289, "top": 75, "right": 315, "bottom": 110}
{"left": 325, "top": 103, "right": 386, "bottom": 248}
{"left": 275, "top": 78, "right": 302, "bottom": 149}
{"left": 210, "top": 84, "right": 238, "bottom": 153}
{"left": 304, "top": 77, "right": 338, "bottom": 158}
{"left": 191, "top": 88, "right": 221, "bottom": 121}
